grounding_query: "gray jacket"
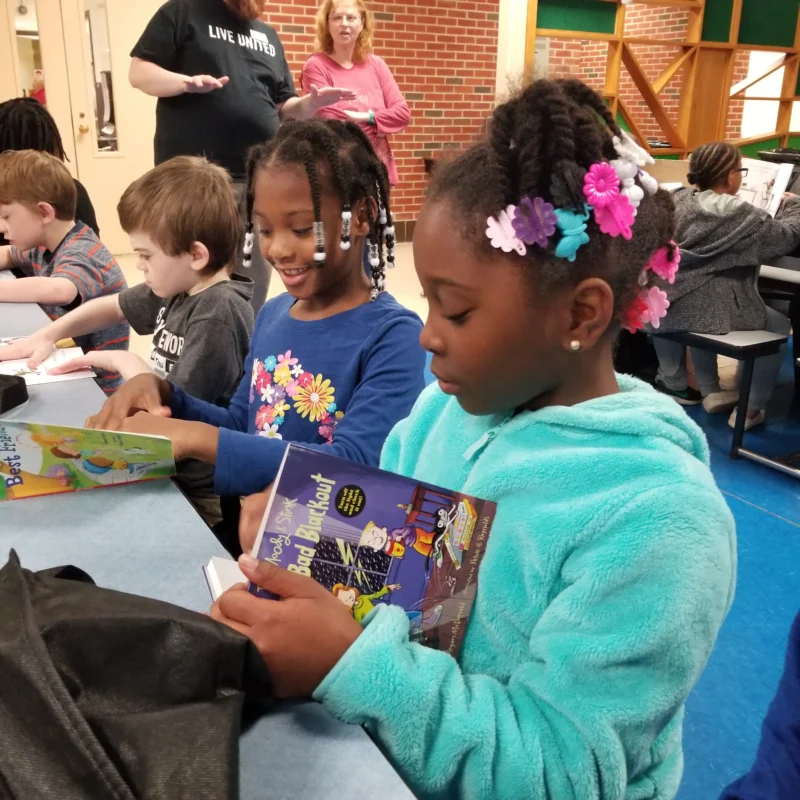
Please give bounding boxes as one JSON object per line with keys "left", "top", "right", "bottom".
{"left": 658, "top": 188, "right": 800, "bottom": 334}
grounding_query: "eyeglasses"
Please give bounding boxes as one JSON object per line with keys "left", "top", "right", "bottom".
{"left": 733, "top": 167, "right": 749, "bottom": 177}
{"left": 329, "top": 13, "right": 361, "bottom": 24}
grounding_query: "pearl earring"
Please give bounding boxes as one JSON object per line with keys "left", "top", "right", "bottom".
{"left": 570, "top": 341, "right": 581, "bottom": 352}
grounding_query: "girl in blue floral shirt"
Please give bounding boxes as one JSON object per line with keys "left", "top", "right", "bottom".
{"left": 89, "top": 119, "right": 425, "bottom": 518}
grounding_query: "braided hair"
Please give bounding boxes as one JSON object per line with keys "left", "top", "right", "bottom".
{"left": 0, "top": 97, "right": 67, "bottom": 160}
{"left": 243, "top": 118, "right": 394, "bottom": 300}
{"left": 687, "top": 142, "right": 740, "bottom": 191}
{"left": 427, "top": 78, "right": 676, "bottom": 328}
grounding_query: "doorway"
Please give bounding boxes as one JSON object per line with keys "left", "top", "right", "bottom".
{"left": 1, "top": 0, "right": 162, "bottom": 254}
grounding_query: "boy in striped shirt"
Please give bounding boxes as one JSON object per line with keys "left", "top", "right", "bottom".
{"left": 0, "top": 149, "right": 128, "bottom": 394}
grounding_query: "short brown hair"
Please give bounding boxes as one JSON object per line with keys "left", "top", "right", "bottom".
{"left": 315, "top": 0, "right": 373, "bottom": 62}
{"left": 224, "top": 0, "right": 265, "bottom": 21}
{"left": 0, "top": 149, "right": 77, "bottom": 220}
{"left": 118, "top": 156, "right": 239, "bottom": 274}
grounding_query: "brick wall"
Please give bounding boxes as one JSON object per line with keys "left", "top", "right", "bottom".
{"left": 262, "top": 1, "right": 500, "bottom": 223}
{"left": 619, "top": 5, "right": 689, "bottom": 142}
{"left": 726, "top": 50, "right": 751, "bottom": 139}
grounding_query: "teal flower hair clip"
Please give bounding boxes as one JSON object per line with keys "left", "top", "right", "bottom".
{"left": 554, "top": 205, "right": 591, "bottom": 262}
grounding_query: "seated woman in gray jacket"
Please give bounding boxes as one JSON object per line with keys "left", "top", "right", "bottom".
{"left": 653, "top": 142, "right": 800, "bottom": 431}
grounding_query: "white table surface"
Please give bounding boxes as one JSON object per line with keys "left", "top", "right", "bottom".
{"left": 0, "top": 283, "right": 412, "bottom": 799}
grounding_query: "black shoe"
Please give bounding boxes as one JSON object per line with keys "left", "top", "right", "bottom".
{"left": 655, "top": 380, "right": 702, "bottom": 406}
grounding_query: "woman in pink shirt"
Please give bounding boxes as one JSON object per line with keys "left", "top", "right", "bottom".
{"left": 301, "top": 0, "right": 410, "bottom": 186}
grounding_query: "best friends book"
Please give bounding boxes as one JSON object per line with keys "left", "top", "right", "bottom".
{"left": 0, "top": 421, "right": 175, "bottom": 501}
{"left": 251, "top": 445, "right": 497, "bottom": 656}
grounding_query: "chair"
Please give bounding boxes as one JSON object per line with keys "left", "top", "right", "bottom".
{"left": 652, "top": 330, "right": 798, "bottom": 478}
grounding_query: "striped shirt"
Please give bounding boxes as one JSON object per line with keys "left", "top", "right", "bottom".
{"left": 11, "top": 223, "right": 130, "bottom": 394}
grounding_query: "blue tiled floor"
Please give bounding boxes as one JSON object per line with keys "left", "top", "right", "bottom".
{"left": 677, "top": 348, "right": 800, "bottom": 798}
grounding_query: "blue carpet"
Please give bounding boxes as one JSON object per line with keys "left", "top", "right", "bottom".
{"left": 678, "top": 343, "right": 800, "bottom": 798}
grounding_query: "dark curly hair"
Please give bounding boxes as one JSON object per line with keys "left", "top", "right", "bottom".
{"left": 687, "top": 142, "right": 741, "bottom": 191}
{"left": 426, "top": 78, "right": 676, "bottom": 329}
{"left": 244, "top": 118, "right": 394, "bottom": 299}
{"left": 0, "top": 97, "right": 67, "bottom": 160}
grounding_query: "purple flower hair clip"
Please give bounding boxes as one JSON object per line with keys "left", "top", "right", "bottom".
{"left": 512, "top": 196, "right": 558, "bottom": 248}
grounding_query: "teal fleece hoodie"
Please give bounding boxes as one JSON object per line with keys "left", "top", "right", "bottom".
{"left": 314, "top": 376, "right": 736, "bottom": 800}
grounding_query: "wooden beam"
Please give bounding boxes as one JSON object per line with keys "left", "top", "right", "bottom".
{"left": 652, "top": 47, "right": 695, "bottom": 94}
{"left": 729, "top": 0, "right": 743, "bottom": 45}
{"left": 731, "top": 132, "right": 783, "bottom": 147}
{"left": 617, "top": 98, "right": 650, "bottom": 149}
{"left": 524, "top": 0, "right": 538, "bottom": 74}
{"left": 730, "top": 54, "right": 787, "bottom": 97}
{"left": 535, "top": 28, "right": 616, "bottom": 42}
{"left": 606, "top": 40, "right": 624, "bottom": 115}
{"left": 678, "top": 48, "right": 699, "bottom": 141}
{"left": 621, "top": 43, "right": 685, "bottom": 148}
{"left": 686, "top": 1, "right": 704, "bottom": 45}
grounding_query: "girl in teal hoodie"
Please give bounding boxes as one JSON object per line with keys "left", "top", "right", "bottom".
{"left": 213, "top": 78, "right": 737, "bottom": 799}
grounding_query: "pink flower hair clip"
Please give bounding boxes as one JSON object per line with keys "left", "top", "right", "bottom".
{"left": 486, "top": 206, "right": 527, "bottom": 256}
{"left": 646, "top": 241, "right": 681, "bottom": 284}
{"left": 640, "top": 286, "right": 670, "bottom": 328}
{"left": 583, "top": 161, "right": 635, "bottom": 240}
{"left": 621, "top": 285, "right": 670, "bottom": 333}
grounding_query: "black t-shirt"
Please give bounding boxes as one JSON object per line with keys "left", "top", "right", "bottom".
{"left": 131, "top": 0, "right": 297, "bottom": 179}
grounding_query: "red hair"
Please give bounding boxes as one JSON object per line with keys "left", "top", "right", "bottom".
{"left": 224, "top": 0, "right": 265, "bottom": 22}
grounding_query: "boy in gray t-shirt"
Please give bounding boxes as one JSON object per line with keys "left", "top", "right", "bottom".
{"left": 0, "top": 156, "right": 255, "bottom": 525}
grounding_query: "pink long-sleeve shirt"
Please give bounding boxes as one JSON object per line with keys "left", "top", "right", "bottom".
{"left": 301, "top": 52, "right": 410, "bottom": 186}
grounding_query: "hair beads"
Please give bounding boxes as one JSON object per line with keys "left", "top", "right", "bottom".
{"left": 243, "top": 118, "right": 393, "bottom": 299}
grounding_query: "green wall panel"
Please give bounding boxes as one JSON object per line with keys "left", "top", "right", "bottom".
{"left": 739, "top": 0, "right": 797, "bottom": 48}
{"left": 788, "top": 136, "right": 800, "bottom": 147}
{"left": 654, "top": 154, "right": 681, "bottom": 160}
{"left": 537, "top": 0, "right": 616, "bottom": 35}
{"left": 738, "top": 137, "right": 782, "bottom": 157}
{"left": 702, "top": 0, "right": 734, "bottom": 43}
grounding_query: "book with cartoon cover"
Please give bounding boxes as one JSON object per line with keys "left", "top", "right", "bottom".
{"left": 0, "top": 421, "right": 175, "bottom": 501}
{"left": 250, "top": 445, "right": 497, "bottom": 656}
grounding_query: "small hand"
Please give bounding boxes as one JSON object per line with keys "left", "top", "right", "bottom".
{"left": 85, "top": 373, "right": 172, "bottom": 430}
{"left": 119, "top": 412, "right": 198, "bottom": 461}
{"left": 211, "top": 555, "right": 362, "bottom": 699}
{"left": 240, "top": 483, "right": 274, "bottom": 554}
{"left": 184, "top": 74, "right": 230, "bottom": 94}
{"left": 0, "top": 334, "right": 53, "bottom": 367}
{"left": 387, "top": 583, "right": 401, "bottom": 592}
{"left": 308, "top": 83, "right": 358, "bottom": 110}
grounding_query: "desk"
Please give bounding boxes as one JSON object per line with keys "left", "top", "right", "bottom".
{"left": 0, "top": 284, "right": 413, "bottom": 799}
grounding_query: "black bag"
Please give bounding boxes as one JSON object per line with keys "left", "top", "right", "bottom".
{"left": 0, "top": 551, "right": 272, "bottom": 799}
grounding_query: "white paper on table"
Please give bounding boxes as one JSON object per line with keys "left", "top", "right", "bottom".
{"left": 0, "top": 271, "right": 15, "bottom": 282}
{"left": 0, "top": 337, "right": 24, "bottom": 347}
{"left": 0, "top": 347, "right": 95, "bottom": 385}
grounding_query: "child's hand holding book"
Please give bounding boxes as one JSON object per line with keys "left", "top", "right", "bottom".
{"left": 211, "top": 554, "right": 362, "bottom": 699}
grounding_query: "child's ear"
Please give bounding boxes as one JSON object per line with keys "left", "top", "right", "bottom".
{"left": 188, "top": 241, "right": 211, "bottom": 273}
{"left": 351, "top": 196, "right": 375, "bottom": 238}
{"left": 36, "top": 202, "right": 57, "bottom": 225}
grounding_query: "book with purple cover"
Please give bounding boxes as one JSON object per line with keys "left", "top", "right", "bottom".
{"left": 250, "top": 445, "right": 496, "bottom": 656}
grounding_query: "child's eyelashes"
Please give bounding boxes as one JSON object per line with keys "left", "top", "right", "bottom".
{"left": 445, "top": 310, "right": 471, "bottom": 326}
{"left": 294, "top": 227, "right": 313, "bottom": 237}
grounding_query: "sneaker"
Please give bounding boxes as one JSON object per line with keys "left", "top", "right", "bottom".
{"left": 703, "top": 391, "right": 740, "bottom": 414}
{"left": 728, "top": 408, "right": 766, "bottom": 431}
{"left": 654, "top": 381, "right": 702, "bottom": 406}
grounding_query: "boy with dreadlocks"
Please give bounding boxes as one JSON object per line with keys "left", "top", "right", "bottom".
{"left": 212, "top": 79, "right": 736, "bottom": 800}
{"left": 0, "top": 97, "right": 99, "bottom": 242}
{"left": 87, "top": 119, "right": 425, "bottom": 509}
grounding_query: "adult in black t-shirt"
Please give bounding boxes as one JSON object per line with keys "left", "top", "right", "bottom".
{"left": 130, "top": 0, "right": 356, "bottom": 309}
{"left": 0, "top": 98, "right": 100, "bottom": 248}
